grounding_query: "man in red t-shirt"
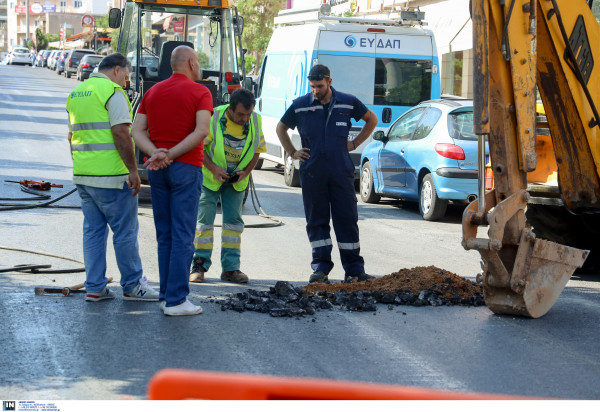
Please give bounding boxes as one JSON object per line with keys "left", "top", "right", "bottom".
{"left": 133, "top": 45, "right": 213, "bottom": 316}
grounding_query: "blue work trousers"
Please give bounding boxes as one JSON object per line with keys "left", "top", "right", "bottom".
{"left": 76, "top": 183, "right": 143, "bottom": 294}
{"left": 148, "top": 162, "right": 203, "bottom": 307}
{"left": 300, "top": 160, "right": 365, "bottom": 277}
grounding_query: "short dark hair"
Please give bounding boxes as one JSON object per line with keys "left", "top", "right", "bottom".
{"left": 229, "top": 88, "right": 255, "bottom": 111}
{"left": 98, "top": 53, "right": 130, "bottom": 72}
{"left": 308, "top": 64, "right": 330, "bottom": 81}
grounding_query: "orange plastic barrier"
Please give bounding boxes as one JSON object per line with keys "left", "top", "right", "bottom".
{"left": 147, "top": 369, "right": 521, "bottom": 400}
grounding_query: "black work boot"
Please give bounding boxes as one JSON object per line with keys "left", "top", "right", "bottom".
{"left": 344, "top": 272, "right": 375, "bottom": 283}
{"left": 189, "top": 257, "right": 206, "bottom": 283}
{"left": 309, "top": 271, "right": 329, "bottom": 284}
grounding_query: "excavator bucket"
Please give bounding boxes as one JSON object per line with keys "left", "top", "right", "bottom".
{"left": 483, "top": 237, "right": 589, "bottom": 318}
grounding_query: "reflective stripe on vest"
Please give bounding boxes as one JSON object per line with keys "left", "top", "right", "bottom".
{"left": 203, "top": 105, "right": 261, "bottom": 191}
{"left": 67, "top": 76, "right": 132, "bottom": 176}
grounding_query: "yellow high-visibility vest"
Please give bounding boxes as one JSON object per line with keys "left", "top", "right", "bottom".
{"left": 203, "top": 105, "right": 261, "bottom": 191}
{"left": 67, "top": 76, "right": 133, "bottom": 176}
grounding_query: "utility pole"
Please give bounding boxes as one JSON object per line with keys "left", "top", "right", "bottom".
{"left": 26, "top": 0, "right": 30, "bottom": 46}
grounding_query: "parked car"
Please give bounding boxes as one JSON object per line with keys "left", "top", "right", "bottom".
{"left": 40, "top": 50, "right": 52, "bottom": 67}
{"left": 76, "top": 54, "right": 103, "bottom": 81}
{"left": 55, "top": 51, "right": 69, "bottom": 75}
{"left": 8, "top": 47, "right": 32, "bottom": 65}
{"left": 127, "top": 52, "right": 159, "bottom": 82}
{"left": 47, "top": 50, "right": 58, "bottom": 70}
{"left": 64, "top": 48, "right": 96, "bottom": 78}
{"left": 34, "top": 50, "right": 46, "bottom": 67}
{"left": 359, "top": 98, "right": 488, "bottom": 221}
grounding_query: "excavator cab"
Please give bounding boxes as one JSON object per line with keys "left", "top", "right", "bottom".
{"left": 108, "top": 0, "right": 246, "bottom": 181}
{"left": 463, "top": 0, "right": 600, "bottom": 317}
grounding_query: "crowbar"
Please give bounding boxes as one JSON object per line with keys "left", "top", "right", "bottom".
{"left": 34, "top": 277, "right": 114, "bottom": 296}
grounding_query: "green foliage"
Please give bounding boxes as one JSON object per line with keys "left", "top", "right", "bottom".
{"left": 236, "top": 0, "right": 285, "bottom": 74}
{"left": 27, "top": 39, "right": 34, "bottom": 49}
{"left": 47, "top": 34, "right": 60, "bottom": 42}
{"left": 244, "top": 54, "right": 256, "bottom": 73}
{"left": 108, "top": 29, "right": 120, "bottom": 53}
{"left": 197, "top": 50, "right": 210, "bottom": 67}
{"left": 35, "top": 28, "right": 49, "bottom": 50}
{"left": 96, "top": 15, "right": 109, "bottom": 29}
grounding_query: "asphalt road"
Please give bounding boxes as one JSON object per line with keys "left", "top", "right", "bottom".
{"left": 0, "top": 64, "right": 599, "bottom": 400}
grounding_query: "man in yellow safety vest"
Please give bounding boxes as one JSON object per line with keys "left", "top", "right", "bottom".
{"left": 190, "top": 88, "right": 266, "bottom": 284}
{"left": 67, "top": 53, "right": 159, "bottom": 302}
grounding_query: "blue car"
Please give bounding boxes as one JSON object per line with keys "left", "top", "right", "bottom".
{"left": 360, "top": 98, "right": 487, "bottom": 221}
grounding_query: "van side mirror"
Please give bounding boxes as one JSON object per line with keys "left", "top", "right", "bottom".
{"left": 373, "top": 130, "right": 386, "bottom": 142}
{"left": 109, "top": 8, "right": 121, "bottom": 29}
{"left": 243, "top": 76, "right": 253, "bottom": 91}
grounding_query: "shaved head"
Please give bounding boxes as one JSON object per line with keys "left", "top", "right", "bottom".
{"left": 170, "top": 45, "right": 201, "bottom": 81}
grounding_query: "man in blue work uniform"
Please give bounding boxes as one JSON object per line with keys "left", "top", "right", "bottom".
{"left": 276, "top": 64, "right": 378, "bottom": 283}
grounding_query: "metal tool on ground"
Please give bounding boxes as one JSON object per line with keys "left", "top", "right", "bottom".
{"left": 4, "top": 180, "right": 64, "bottom": 191}
{"left": 0, "top": 246, "right": 85, "bottom": 274}
{"left": 34, "top": 277, "right": 113, "bottom": 296}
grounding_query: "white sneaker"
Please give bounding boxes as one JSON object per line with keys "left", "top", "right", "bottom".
{"left": 86, "top": 287, "right": 115, "bottom": 302}
{"left": 123, "top": 276, "right": 160, "bottom": 301}
{"left": 162, "top": 298, "right": 203, "bottom": 316}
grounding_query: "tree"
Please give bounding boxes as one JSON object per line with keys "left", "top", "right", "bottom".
{"left": 197, "top": 51, "right": 210, "bottom": 67}
{"left": 96, "top": 15, "right": 119, "bottom": 54}
{"left": 35, "top": 28, "right": 49, "bottom": 51}
{"left": 236, "top": 0, "right": 285, "bottom": 74}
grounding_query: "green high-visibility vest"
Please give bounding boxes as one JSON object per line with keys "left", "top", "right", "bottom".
{"left": 203, "top": 105, "right": 261, "bottom": 191}
{"left": 67, "top": 76, "right": 133, "bottom": 176}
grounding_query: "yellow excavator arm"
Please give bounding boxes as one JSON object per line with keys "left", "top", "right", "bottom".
{"left": 463, "top": 0, "right": 600, "bottom": 318}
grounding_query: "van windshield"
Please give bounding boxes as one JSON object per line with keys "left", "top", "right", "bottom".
{"left": 316, "top": 55, "right": 432, "bottom": 107}
{"left": 317, "top": 54, "right": 374, "bottom": 104}
{"left": 374, "top": 59, "right": 432, "bottom": 106}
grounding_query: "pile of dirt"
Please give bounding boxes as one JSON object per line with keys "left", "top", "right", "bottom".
{"left": 218, "top": 266, "right": 484, "bottom": 318}
{"left": 304, "top": 266, "right": 483, "bottom": 301}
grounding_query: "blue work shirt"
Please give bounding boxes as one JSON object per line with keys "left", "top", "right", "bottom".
{"left": 281, "top": 87, "right": 367, "bottom": 175}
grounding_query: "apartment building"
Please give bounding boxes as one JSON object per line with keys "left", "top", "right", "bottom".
{"left": 1, "top": 0, "right": 7, "bottom": 53}
{"left": 6, "top": 0, "right": 110, "bottom": 49}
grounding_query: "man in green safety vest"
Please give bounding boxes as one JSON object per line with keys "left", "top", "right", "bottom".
{"left": 66, "top": 53, "right": 159, "bottom": 302}
{"left": 190, "top": 88, "right": 266, "bottom": 284}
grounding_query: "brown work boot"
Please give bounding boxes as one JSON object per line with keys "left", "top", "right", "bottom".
{"left": 189, "top": 257, "right": 205, "bottom": 283}
{"left": 221, "top": 270, "right": 249, "bottom": 284}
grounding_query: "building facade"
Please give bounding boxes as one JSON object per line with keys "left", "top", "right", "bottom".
{"left": 6, "top": 0, "right": 110, "bottom": 50}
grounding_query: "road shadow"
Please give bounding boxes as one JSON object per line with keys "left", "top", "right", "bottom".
{"left": 0, "top": 113, "right": 68, "bottom": 125}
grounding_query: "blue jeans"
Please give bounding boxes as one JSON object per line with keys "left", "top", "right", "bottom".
{"left": 76, "top": 183, "right": 143, "bottom": 294}
{"left": 148, "top": 162, "right": 202, "bottom": 307}
{"left": 193, "top": 184, "right": 245, "bottom": 272}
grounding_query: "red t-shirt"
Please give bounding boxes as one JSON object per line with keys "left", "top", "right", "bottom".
{"left": 138, "top": 73, "right": 213, "bottom": 166}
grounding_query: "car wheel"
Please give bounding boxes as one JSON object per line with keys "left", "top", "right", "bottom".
{"left": 76, "top": 71, "right": 80, "bottom": 81}
{"left": 254, "top": 158, "right": 264, "bottom": 170}
{"left": 419, "top": 173, "right": 448, "bottom": 221}
{"left": 284, "top": 152, "right": 300, "bottom": 187}
{"left": 360, "top": 161, "right": 380, "bottom": 203}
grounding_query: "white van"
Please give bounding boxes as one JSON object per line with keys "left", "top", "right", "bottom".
{"left": 255, "top": 7, "right": 441, "bottom": 186}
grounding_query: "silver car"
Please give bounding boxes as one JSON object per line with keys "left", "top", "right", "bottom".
{"left": 9, "top": 48, "right": 32, "bottom": 65}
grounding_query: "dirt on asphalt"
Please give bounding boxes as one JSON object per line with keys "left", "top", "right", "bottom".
{"left": 303, "top": 265, "right": 482, "bottom": 301}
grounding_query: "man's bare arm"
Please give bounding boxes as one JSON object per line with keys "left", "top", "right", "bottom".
{"left": 112, "top": 123, "right": 141, "bottom": 196}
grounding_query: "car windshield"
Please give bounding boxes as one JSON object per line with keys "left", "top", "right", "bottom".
{"left": 73, "top": 51, "right": 94, "bottom": 59}
{"left": 14, "top": 48, "right": 28, "bottom": 54}
{"left": 85, "top": 56, "right": 103, "bottom": 64}
{"left": 448, "top": 111, "right": 477, "bottom": 141}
